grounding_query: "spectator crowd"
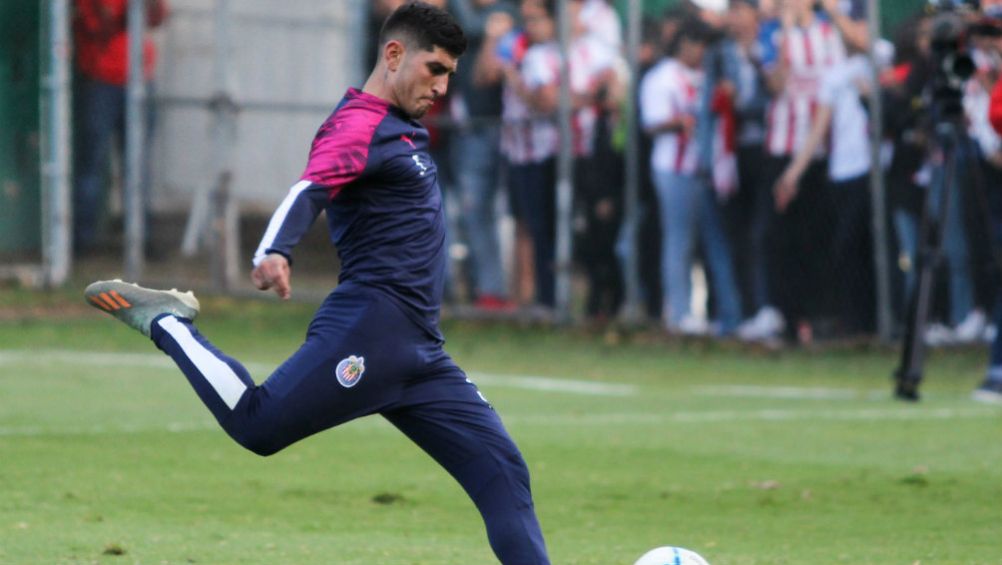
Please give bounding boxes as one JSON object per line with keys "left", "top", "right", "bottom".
{"left": 364, "top": 0, "right": 1002, "bottom": 346}
{"left": 362, "top": 0, "right": 1002, "bottom": 344}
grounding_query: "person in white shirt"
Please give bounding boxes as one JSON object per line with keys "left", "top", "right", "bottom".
{"left": 640, "top": 17, "right": 743, "bottom": 335}
{"left": 499, "top": 0, "right": 620, "bottom": 311}
{"left": 774, "top": 53, "right": 875, "bottom": 335}
{"left": 579, "top": 0, "right": 621, "bottom": 52}
{"left": 953, "top": 43, "right": 1001, "bottom": 344}
{"left": 754, "top": 0, "right": 848, "bottom": 343}
{"left": 567, "top": 0, "right": 624, "bottom": 320}
{"left": 499, "top": 0, "right": 561, "bottom": 307}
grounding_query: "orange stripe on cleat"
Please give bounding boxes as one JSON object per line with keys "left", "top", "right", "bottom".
{"left": 98, "top": 292, "right": 120, "bottom": 310}
{"left": 109, "top": 291, "right": 131, "bottom": 308}
{"left": 88, "top": 296, "right": 112, "bottom": 312}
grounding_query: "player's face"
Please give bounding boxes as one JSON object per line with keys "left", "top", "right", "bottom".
{"left": 395, "top": 45, "right": 457, "bottom": 118}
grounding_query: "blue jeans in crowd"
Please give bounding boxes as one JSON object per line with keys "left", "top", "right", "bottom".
{"left": 928, "top": 145, "right": 975, "bottom": 326}
{"left": 508, "top": 158, "right": 556, "bottom": 308}
{"left": 450, "top": 124, "right": 507, "bottom": 298}
{"left": 653, "top": 170, "right": 742, "bottom": 333}
{"left": 893, "top": 208, "right": 920, "bottom": 301}
{"left": 74, "top": 77, "right": 154, "bottom": 252}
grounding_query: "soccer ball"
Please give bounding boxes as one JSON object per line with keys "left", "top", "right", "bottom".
{"left": 633, "top": 546, "right": 710, "bottom": 565}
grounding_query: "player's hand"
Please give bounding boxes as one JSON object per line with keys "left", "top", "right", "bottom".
{"left": 251, "top": 254, "right": 292, "bottom": 300}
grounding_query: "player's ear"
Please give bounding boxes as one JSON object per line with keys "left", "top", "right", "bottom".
{"left": 384, "top": 39, "right": 405, "bottom": 72}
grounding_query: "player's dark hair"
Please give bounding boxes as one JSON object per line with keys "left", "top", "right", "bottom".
{"left": 379, "top": 2, "right": 467, "bottom": 58}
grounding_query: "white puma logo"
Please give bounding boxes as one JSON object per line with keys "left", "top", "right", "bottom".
{"left": 411, "top": 154, "right": 428, "bottom": 176}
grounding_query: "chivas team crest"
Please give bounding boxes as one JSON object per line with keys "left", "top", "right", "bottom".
{"left": 335, "top": 355, "right": 366, "bottom": 388}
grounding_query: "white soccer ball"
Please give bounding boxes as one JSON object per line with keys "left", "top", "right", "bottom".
{"left": 633, "top": 546, "right": 711, "bottom": 565}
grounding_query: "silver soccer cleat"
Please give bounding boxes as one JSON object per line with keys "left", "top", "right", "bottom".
{"left": 84, "top": 279, "right": 200, "bottom": 337}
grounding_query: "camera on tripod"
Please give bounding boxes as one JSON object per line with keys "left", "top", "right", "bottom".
{"left": 926, "top": 0, "right": 981, "bottom": 120}
{"left": 893, "top": 0, "right": 1002, "bottom": 401}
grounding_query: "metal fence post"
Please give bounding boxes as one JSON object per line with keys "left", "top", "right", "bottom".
{"left": 620, "top": 0, "right": 643, "bottom": 324}
{"left": 555, "top": 0, "right": 574, "bottom": 323}
{"left": 211, "top": 0, "right": 240, "bottom": 289}
{"left": 42, "top": 0, "right": 72, "bottom": 287}
{"left": 868, "top": 0, "right": 893, "bottom": 341}
{"left": 125, "top": 0, "right": 146, "bottom": 281}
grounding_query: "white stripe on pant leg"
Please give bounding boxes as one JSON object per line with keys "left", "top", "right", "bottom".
{"left": 157, "top": 317, "right": 248, "bottom": 410}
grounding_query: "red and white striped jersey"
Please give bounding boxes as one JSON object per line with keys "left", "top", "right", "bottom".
{"left": 763, "top": 18, "right": 846, "bottom": 157}
{"left": 501, "top": 37, "right": 615, "bottom": 162}
{"left": 569, "top": 36, "right": 616, "bottom": 157}
{"left": 501, "top": 41, "right": 561, "bottom": 165}
{"left": 640, "top": 58, "right": 703, "bottom": 175}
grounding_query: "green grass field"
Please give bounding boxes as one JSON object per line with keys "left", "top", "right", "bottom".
{"left": 1, "top": 287, "right": 1000, "bottom": 564}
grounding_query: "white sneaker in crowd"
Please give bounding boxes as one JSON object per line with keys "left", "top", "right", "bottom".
{"left": 923, "top": 322, "right": 955, "bottom": 347}
{"left": 954, "top": 309, "right": 987, "bottom": 344}
{"left": 674, "top": 315, "right": 709, "bottom": 336}
{"left": 737, "top": 306, "right": 785, "bottom": 342}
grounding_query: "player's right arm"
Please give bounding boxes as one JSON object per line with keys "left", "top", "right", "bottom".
{"left": 251, "top": 105, "right": 376, "bottom": 299}
{"left": 250, "top": 181, "right": 329, "bottom": 299}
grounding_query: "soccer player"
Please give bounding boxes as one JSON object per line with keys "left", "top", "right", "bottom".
{"left": 84, "top": 3, "right": 550, "bottom": 563}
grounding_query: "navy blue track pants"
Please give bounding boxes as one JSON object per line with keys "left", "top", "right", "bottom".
{"left": 149, "top": 283, "right": 550, "bottom": 564}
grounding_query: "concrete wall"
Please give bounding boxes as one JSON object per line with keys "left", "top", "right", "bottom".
{"left": 151, "top": 0, "right": 366, "bottom": 213}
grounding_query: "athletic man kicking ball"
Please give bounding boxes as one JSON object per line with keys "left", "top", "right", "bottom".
{"left": 85, "top": 3, "right": 549, "bottom": 563}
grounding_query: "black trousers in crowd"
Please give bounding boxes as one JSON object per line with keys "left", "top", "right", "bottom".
{"left": 829, "top": 174, "right": 876, "bottom": 334}
{"left": 721, "top": 144, "right": 767, "bottom": 319}
{"left": 574, "top": 115, "right": 624, "bottom": 320}
{"left": 759, "top": 156, "right": 836, "bottom": 333}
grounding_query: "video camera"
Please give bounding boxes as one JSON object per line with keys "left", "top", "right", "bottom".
{"left": 924, "top": 0, "right": 1002, "bottom": 119}
{"left": 925, "top": 0, "right": 980, "bottom": 120}
{"left": 894, "top": 0, "right": 1002, "bottom": 402}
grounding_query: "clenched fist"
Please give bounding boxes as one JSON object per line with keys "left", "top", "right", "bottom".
{"left": 251, "top": 254, "right": 292, "bottom": 300}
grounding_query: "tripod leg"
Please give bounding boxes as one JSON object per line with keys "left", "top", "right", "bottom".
{"left": 894, "top": 131, "right": 958, "bottom": 401}
{"left": 895, "top": 257, "right": 936, "bottom": 400}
